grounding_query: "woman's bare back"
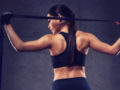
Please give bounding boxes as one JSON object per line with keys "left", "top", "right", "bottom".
{"left": 49, "top": 30, "right": 89, "bottom": 81}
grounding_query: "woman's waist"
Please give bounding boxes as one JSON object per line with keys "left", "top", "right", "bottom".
{"left": 53, "top": 70, "right": 86, "bottom": 81}
{"left": 53, "top": 75, "right": 87, "bottom": 82}
{"left": 53, "top": 66, "right": 85, "bottom": 74}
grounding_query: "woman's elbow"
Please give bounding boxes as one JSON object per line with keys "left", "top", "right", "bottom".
{"left": 16, "top": 48, "right": 23, "bottom": 52}
{"left": 15, "top": 47, "right": 23, "bottom": 52}
{"left": 14, "top": 44, "right": 24, "bottom": 52}
{"left": 111, "top": 52, "right": 117, "bottom": 56}
{"left": 114, "top": 50, "right": 120, "bottom": 56}
{"left": 110, "top": 48, "right": 120, "bottom": 56}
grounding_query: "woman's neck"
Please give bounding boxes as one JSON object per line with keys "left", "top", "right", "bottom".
{"left": 60, "top": 25, "right": 69, "bottom": 33}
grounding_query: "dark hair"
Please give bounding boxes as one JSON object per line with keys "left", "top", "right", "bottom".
{"left": 48, "top": 4, "right": 77, "bottom": 67}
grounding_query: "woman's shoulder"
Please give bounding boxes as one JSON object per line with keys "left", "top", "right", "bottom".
{"left": 76, "top": 30, "right": 94, "bottom": 37}
{"left": 44, "top": 33, "right": 62, "bottom": 41}
{"left": 76, "top": 30, "right": 89, "bottom": 36}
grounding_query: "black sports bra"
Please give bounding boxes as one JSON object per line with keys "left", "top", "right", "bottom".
{"left": 51, "top": 32, "right": 86, "bottom": 68}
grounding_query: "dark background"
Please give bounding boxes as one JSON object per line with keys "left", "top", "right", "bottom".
{"left": 0, "top": 0, "right": 120, "bottom": 90}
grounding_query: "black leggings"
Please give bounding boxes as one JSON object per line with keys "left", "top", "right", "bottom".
{"left": 52, "top": 77, "right": 92, "bottom": 90}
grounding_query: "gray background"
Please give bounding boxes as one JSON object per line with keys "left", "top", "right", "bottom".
{"left": 0, "top": 0, "right": 120, "bottom": 90}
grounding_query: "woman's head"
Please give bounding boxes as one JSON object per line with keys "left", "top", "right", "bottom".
{"left": 47, "top": 4, "right": 76, "bottom": 34}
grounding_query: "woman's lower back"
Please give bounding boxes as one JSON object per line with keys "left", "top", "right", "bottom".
{"left": 53, "top": 66, "right": 87, "bottom": 81}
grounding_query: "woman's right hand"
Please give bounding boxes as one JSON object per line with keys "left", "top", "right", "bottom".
{"left": 115, "top": 21, "right": 120, "bottom": 26}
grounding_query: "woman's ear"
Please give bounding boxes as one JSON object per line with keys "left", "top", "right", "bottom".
{"left": 58, "top": 14, "right": 63, "bottom": 18}
{"left": 58, "top": 14, "right": 63, "bottom": 22}
{"left": 58, "top": 14, "right": 67, "bottom": 25}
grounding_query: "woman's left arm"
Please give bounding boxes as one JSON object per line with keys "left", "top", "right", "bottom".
{"left": 4, "top": 24, "right": 53, "bottom": 52}
{"left": 87, "top": 33, "right": 120, "bottom": 56}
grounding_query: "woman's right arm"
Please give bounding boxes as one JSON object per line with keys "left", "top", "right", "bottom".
{"left": 87, "top": 33, "right": 120, "bottom": 56}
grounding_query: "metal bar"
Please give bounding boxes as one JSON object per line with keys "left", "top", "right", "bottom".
{"left": 13, "top": 14, "right": 118, "bottom": 22}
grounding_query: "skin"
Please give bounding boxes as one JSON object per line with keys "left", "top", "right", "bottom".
{"left": 4, "top": 14, "right": 120, "bottom": 82}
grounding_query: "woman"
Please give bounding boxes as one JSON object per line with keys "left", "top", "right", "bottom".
{"left": 2, "top": 4, "right": 120, "bottom": 90}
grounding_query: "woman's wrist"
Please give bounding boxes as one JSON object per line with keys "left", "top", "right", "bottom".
{"left": 115, "top": 38, "right": 120, "bottom": 56}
